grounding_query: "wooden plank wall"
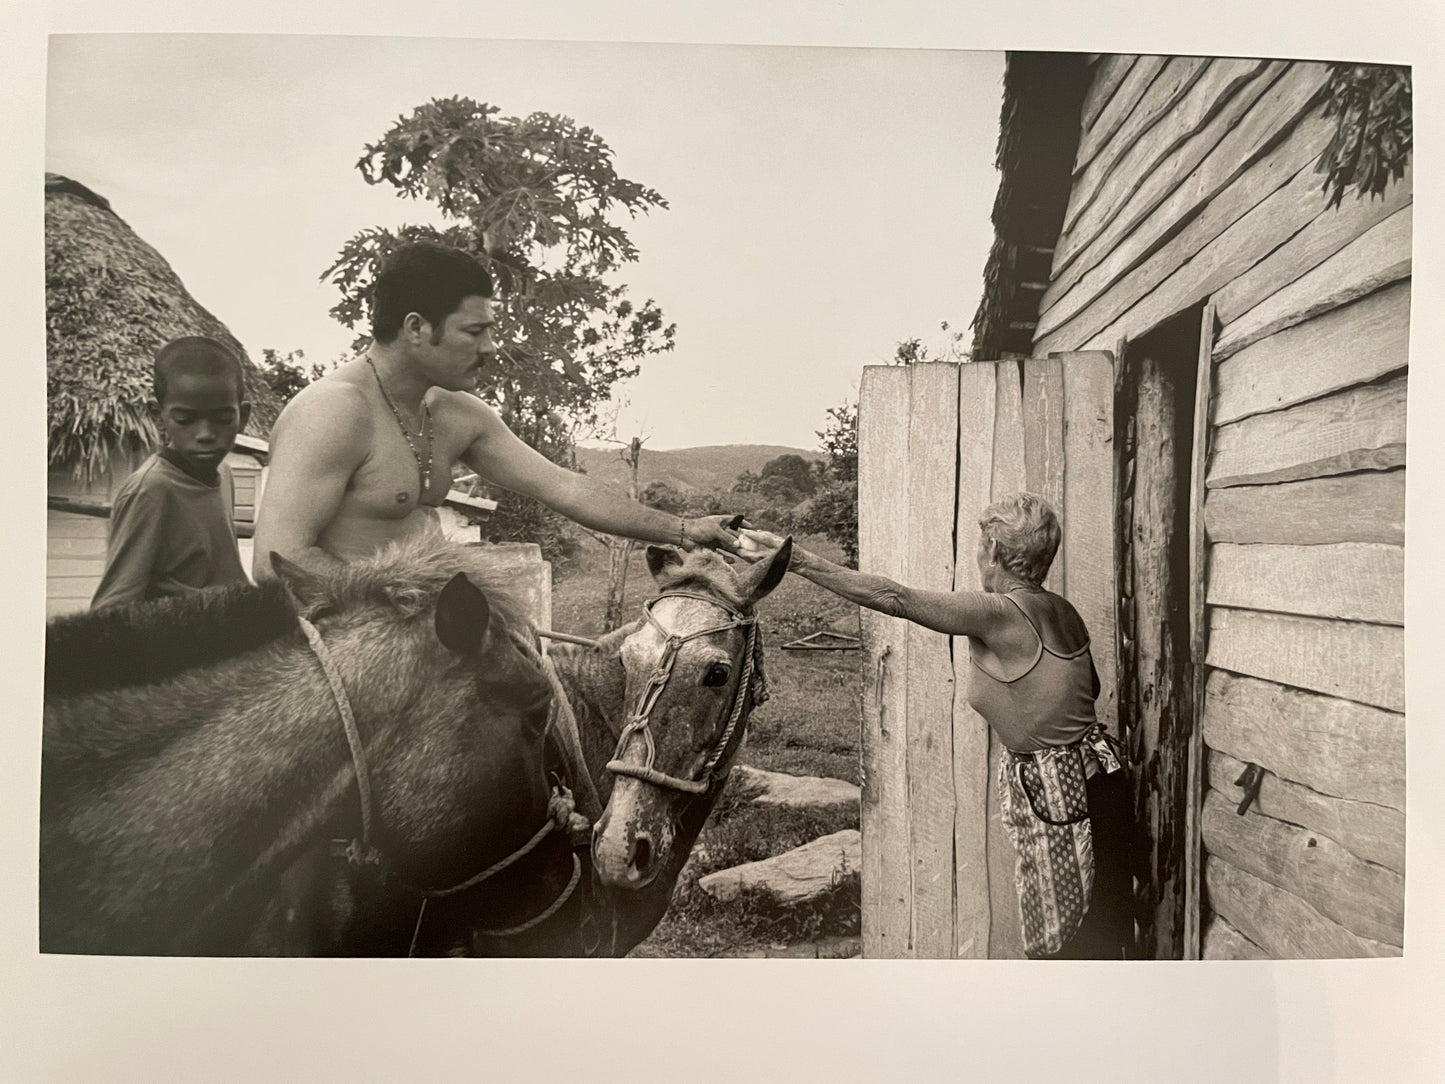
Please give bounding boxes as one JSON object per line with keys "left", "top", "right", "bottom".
{"left": 859, "top": 355, "right": 1113, "bottom": 958}
{"left": 45, "top": 453, "right": 133, "bottom": 619}
{"left": 1036, "top": 55, "right": 1409, "bottom": 958}
{"left": 47, "top": 510, "right": 106, "bottom": 619}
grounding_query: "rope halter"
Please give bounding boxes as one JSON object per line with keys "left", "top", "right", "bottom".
{"left": 605, "top": 591, "right": 764, "bottom": 796}
{"left": 296, "top": 612, "right": 583, "bottom": 949}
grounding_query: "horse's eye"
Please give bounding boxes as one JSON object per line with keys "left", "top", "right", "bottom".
{"left": 702, "top": 662, "right": 731, "bottom": 688}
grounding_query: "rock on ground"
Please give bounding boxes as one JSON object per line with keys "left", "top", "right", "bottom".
{"left": 698, "top": 828, "right": 860, "bottom": 907}
{"left": 729, "top": 766, "right": 860, "bottom": 816}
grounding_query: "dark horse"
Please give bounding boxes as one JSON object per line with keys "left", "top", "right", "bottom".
{"left": 41, "top": 535, "right": 561, "bottom": 955}
{"left": 307, "top": 536, "right": 793, "bottom": 957}
{"left": 41, "top": 529, "right": 792, "bottom": 957}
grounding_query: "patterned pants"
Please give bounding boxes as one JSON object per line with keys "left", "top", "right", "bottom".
{"left": 1000, "top": 733, "right": 1131, "bottom": 959}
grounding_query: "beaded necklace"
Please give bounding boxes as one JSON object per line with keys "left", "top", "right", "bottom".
{"left": 365, "top": 357, "right": 433, "bottom": 498}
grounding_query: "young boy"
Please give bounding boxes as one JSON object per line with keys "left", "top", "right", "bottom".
{"left": 90, "top": 336, "right": 253, "bottom": 611}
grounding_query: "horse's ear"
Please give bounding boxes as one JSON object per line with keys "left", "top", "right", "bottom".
{"left": 270, "top": 551, "right": 329, "bottom": 612}
{"left": 646, "top": 545, "right": 685, "bottom": 584}
{"left": 737, "top": 536, "right": 792, "bottom": 605}
{"left": 434, "top": 572, "right": 492, "bottom": 656}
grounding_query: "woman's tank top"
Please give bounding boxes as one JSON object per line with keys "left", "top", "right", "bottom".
{"left": 965, "top": 590, "right": 1099, "bottom": 752}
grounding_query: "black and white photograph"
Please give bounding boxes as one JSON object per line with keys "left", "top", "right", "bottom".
{"left": 6, "top": 1, "right": 1445, "bottom": 1080}
{"left": 38, "top": 33, "right": 1412, "bottom": 963}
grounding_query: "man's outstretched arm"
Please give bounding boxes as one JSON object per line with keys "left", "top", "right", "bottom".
{"left": 457, "top": 397, "right": 743, "bottom": 552}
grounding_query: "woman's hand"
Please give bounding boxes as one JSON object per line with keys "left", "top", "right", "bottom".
{"left": 735, "top": 529, "right": 790, "bottom": 565}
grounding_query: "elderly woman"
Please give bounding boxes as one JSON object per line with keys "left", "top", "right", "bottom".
{"left": 743, "top": 492, "right": 1132, "bottom": 959}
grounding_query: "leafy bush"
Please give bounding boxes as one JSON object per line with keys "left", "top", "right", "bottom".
{"left": 1317, "top": 64, "right": 1412, "bottom": 209}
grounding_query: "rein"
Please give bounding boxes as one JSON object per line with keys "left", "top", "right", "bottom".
{"left": 296, "top": 613, "right": 582, "bottom": 950}
{"left": 604, "top": 592, "right": 762, "bottom": 796}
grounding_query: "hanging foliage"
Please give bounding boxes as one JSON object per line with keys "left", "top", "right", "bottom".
{"left": 1316, "top": 63, "right": 1412, "bottom": 210}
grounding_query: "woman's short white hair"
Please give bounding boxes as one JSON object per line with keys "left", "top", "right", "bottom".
{"left": 978, "top": 492, "right": 1061, "bottom": 585}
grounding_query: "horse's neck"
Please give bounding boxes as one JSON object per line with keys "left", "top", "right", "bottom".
{"left": 548, "top": 625, "right": 634, "bottom": 788}
{"left": 43, "top": 643, "right": 367, "bottom": 952}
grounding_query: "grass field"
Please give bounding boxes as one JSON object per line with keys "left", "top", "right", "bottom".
{"left": 549, "top": 531, "right": 864, "bottom": 956}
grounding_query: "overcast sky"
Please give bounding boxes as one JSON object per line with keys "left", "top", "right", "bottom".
{"left": 46, "top": 35, "right": 1003, "bottom": 450}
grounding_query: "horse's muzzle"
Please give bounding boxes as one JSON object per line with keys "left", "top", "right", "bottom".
{"left": 591, "top": 806, "right": 662, "bottom": 889}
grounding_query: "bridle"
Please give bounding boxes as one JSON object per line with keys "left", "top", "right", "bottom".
{"left": 295, "top": 613, "right": 585, "bottom": 952}
{"left": 604, "top": 591, "right": 764, "bottom": 796}
{"left": 293, "top": 585, "right": 765, "bottom": 954}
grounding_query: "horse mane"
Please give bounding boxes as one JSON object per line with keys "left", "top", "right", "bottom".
{"left": 45, "top": 579, "right": 298, "bottom": 698}
{"left": 44, "top": 532, "right": 542, "bottom": 700}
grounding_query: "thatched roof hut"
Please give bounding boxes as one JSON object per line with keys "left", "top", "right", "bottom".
{"left": 969, "top": 52, "right": 1090, "bottom": 359}
{"left": 45, "top": 173, "right": 281, "bottom": 481}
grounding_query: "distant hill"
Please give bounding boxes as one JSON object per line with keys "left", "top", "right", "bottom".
{"left": 573, "top": 443, "right": 822, "bottom": 495}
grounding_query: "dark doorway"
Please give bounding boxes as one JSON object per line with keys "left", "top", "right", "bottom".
{"left": 1115, "top": 306, "right": 1204, "bottom": 959}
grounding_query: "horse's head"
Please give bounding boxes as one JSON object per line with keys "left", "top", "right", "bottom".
{"left": 591, "top": 536, "right": 792, "bottom": 888}
{"left": 270, "top": 537, "right": 555, "bottom": 892}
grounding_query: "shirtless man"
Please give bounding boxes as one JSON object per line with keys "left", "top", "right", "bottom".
{"left": 252, "top": 241, "right": 742, "bottom": 578}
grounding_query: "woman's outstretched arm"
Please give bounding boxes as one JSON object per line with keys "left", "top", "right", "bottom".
{"left": 745, "top": 531, "right": 1008, "bottom": 639}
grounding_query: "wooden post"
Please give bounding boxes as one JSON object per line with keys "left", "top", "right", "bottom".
{"left": 603, "top": 436, "right": 644, "bottom": 631}
{"left": 858, "top": 365, "right": 914, "bottom": 957}
{"left": 984, "top": 361, "right": 1026, "bottom": 960}
{"left": 903, "top": 364, "right": 960, "bottom": 959}
{"left": 952, "top": 361, "right": 998, "bottom": 958}
{"left": 1183, "top": 303, "right": 1217, "bottom": 959}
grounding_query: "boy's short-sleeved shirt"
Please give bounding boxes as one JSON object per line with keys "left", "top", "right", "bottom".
{"left": 90, "top": 453, "right": 249, "bottom": 611}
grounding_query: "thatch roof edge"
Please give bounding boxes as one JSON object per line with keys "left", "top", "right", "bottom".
{"left": 970, "top": 52, "right": 1090, "bottom": 360}
{"left": 46, "top": 173, "right": 283, "bottom": 480}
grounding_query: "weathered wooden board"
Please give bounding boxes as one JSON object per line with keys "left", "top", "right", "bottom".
{"left": 1215, "top": 170, "right": 1414, "bottom": 330}
{"left": 1202, "top": 670, "right": 1405, "bottom": 809}
{"left": 46, "top": 576, "right": 99, "bottom": 599}
{"left": 1125, "top": 349, "right": 1193, "bottom": 958}
{"left": 1209, "top": 750, "right": 1405, "bottom": 873}
{"left": 986, "top": 361, "right": 1027, "bottom": 960}
{"left": 1073, "top": 55, "right": 1169, "bottom": 177}
{"left": 46, "top": 511, "right": 110, "bottom": 539}
{"left": 1184, "top": 304, "right": 1217, "bottom": 960}
{"left": 1204, "top": 857, "right": 1400, "bottom": 958}
{"left": 953, "top": 361, "right": 998, "bottom": 958}
{"left": 1053, "top": 58, "right": 1282, "bottom": 286}
{"left": 1080, "top": 55, "right": 1140, "bottom": 133}
{"left": 47, "top": 534, "right": 108, "bottom": 559}
{"left": 990, "top": 361, "right": 1026, "bottom": 507}
{"left": 1202, "top": 915, "right": 1270, "bottom": 960}
{"left": 46, "top": 558, "right": 105, "bottom": 579}
{"left": 1214, "top": 205, "right": 1414, "bottom": 360}
{"left": 1201, "top": 791, "right": 1402, "bottom": 944}
{"left": 1203, "top": 470, "right": 1405, "bottom": 546}
{"left": 1038, "top": 109, "right": 1337, "bottom": 354}
{"left": 1022, "top": 357, "right": 1066, "bottom": 594}
{"left": 1207, "top": 372, "right": 1407, "bottom": 488}
{"left": 1213, "top": 281, "right": 1413, "bottom": 425}
{"left": 1207, "top": 542, "right": 1404, "bottom": 625}
{"left": 903, "top": 363, "right": 960, "bottom": 959}
{"left": 858, "top": 364, "right": 914, "bottom": 958}
{"left": 1207, "top": 607, "right": 1404, "bottom": 712}
{"left": 1065, "top": 56, "right": 1212, "bottom": 236}
{"left": 1060, "top": 352, "right": 1117, "bottom": 733}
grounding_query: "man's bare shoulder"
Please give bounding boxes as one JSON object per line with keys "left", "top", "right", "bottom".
{"left": 429, "top": 388, "right": 503, "bottom": 436}
{"left": 273, "top": 372, "right": 373, "bottom": 434}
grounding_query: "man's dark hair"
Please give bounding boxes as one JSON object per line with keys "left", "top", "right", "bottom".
{"left": 152, "top": 336, "right": 246, "bottom": 404}
{"left": 370, "top": 242, "right": 495, "bottom": 344}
